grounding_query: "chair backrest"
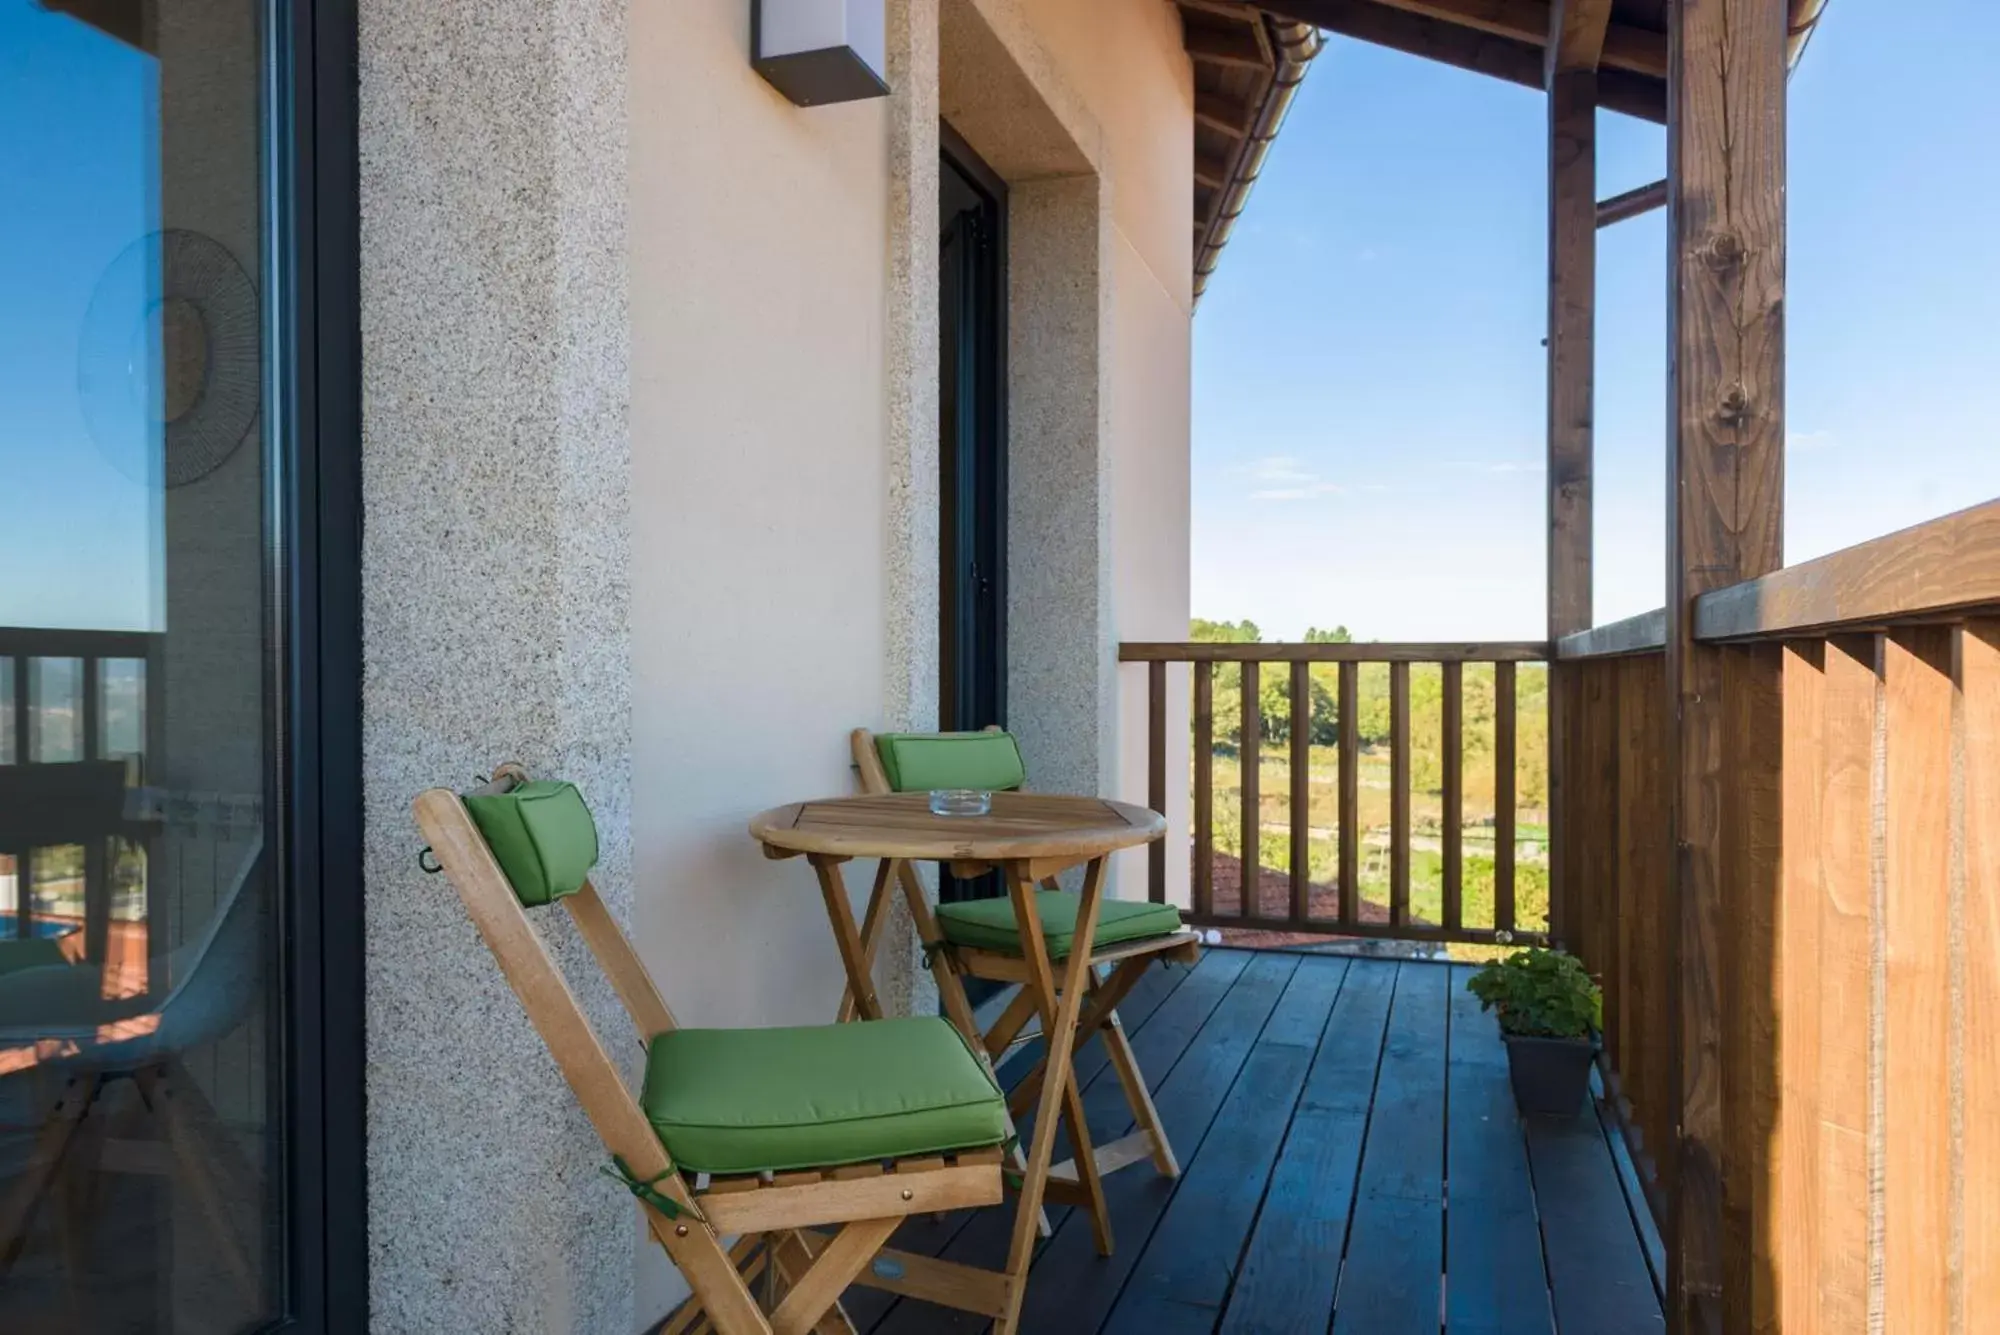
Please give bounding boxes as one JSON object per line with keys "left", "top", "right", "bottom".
{"left": 412, "top": 770, "right": 688, "bottom": 1191}
{"left": 850, "top": 727, "right": 1026, "bottom": 796}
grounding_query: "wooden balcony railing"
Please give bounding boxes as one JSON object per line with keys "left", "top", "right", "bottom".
{"left": 1555, "top": 498, "right": 2000, "bottom": 1324}
{"left": 1121, "top": 640, "right": 1548, "bottom": 946}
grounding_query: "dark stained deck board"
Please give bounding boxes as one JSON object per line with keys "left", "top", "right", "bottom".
{"left": 866, "top": 950, "right": 1273, "bottom": 1334}
{"left": 855, "top": 951, "right": 1664, "bottom": 1335}
{"left": 1445, "top": 965, "right": 1555, "bottom": 1335}
{"left": 1526, "top": 1113, "right": 1667, "bottom": 1333}
{"left": 1217, "top": 956, "right": 1395, "bottom": 1334}
{"left": 846, "top": 948, "right": 1220, "bottom": 1332}
{"left": 1330, "top": 962, "right": 1449, "bottom": 1334}
{"left": 1008, "top": 953, "right": 1303, "bottom": 1332}
{"left": 1100, "top": 957, "right": 1350, "bottom": 1335}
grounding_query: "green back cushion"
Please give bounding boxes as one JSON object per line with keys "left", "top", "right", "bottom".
{"left": 462, "top": 780, "right": 600, "bottom": 906}
{"left": 874, "top": 731, "right": 1026, "bottom": 793}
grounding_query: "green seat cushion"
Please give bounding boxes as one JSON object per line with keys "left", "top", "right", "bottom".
{"left": 874, "top": 731, "right": 1026, "bottom": 793}
{"left": 641, "top": 1016, "right": 1008, "bottom": 1175}
{"left": 935, "top": 891, "right": 1185, "bottom": 957}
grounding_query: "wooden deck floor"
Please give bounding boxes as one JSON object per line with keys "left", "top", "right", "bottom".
{"left": 851, "top": 949, "right": 1664, "bottom": 1335}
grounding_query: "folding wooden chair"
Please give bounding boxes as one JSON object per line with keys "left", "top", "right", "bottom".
{"left": 415, "top": 764, "right": 1026, "bottom": 1335}
{"left": 848, "top": 729, "right": 1199, "bottom": 1254}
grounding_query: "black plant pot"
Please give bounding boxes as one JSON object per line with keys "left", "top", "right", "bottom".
{"left": 1503, "top": 1033, "right": 1595, "bottom": 1117}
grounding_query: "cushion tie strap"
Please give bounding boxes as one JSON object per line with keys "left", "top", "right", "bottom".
{"left": 602, "top": 1155, "right": 700, "bottom": 1224}
{"left": 920, "top": 938, "right": 955, "bottom": 971}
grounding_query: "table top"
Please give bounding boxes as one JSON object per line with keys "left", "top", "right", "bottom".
{"left": 749, "top": 791, "right": 1166, "bottom": 863}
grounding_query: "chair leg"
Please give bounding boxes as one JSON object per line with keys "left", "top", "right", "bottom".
{"left": 1057, "top": 1076, "right": 1113, "bottom": 1255}
{"left": 0, "top": 1073, "right": 98, "bottom": 1277}
{"left": 767, "top": 1216, "right": 898, "bottom": 1335}
{"left": 144, "top": 1063, "right": 260, "bottom": 1304}
{"left": 836, "top": 860, "right": 896, "bottom": 1023}
{"left": 1100, "top": 1009, "right": 1179, "bottom": 1178}
{"left": 769, "top": 1233, "right": 856, "bottom": 1335}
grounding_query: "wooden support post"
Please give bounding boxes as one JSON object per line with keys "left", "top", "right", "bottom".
{"left": 1663, "top": 1, "right": 1789, "bottom": 1330}
{"left": 1546, "top": 26, "right": 1597, "bottom": 951}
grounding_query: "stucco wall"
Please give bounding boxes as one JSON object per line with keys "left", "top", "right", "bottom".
{"left": 627, "top": 0, "right": 902, "bottom": 1320}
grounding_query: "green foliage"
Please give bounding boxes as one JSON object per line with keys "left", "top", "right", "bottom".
{"left": 1465, "top": 948, "right": 1602, "bottom": 1039}
{"left": 1303, "top": 625, "right": 1352, "bottom": 643}
{"left": 1191, "top": 617, "right": 1261, "bottom": 643}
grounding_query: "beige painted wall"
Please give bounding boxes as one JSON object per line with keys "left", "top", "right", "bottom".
{"left": 627, "top": 0, "right": 1192, "bottom": 1323}
{"left": 628, "top": 0, "right": 896, "bottom": 1318}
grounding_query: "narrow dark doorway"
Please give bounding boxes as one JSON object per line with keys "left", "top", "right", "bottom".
{"left": 938, "top": 125, "right": 1006, "bottom": 736}
{"left": 938, "top": 127, "right": 1007, "bottom": 917}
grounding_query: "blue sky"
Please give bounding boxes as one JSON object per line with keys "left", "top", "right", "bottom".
{"left": 0, "top": 1, "right": 163, "bottom": 632}
{"left": 1193, "top": 1, "right": 2000, "bottom": 641}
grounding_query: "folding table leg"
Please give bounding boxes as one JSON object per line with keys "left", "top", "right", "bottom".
{"left": 835, "top": 859, "right": 896, "bottom": 1023}
{"left": 894, "top": 860, "right": 1050, "bottom": 1238}
{"left": 994, "top": 857, "right": 1108, "bottom": 1334}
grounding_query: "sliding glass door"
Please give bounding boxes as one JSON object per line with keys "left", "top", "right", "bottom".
{"left": 0, "top": 1, "right": 359, "bottom": 1329}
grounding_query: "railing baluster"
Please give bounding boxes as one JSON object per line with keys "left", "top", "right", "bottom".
{"left": 1389, "top": 661, "right": 1410, "bottom": 927}
{"left": 1338, "top": 660, "right": 1359, "bottom": 927}
{"left": 1147, "top": 660, "right": 1166, "bottom": 904}
{"left": 1290, "top": 660, "right": 1310, "bottom": 926}
{"left": 1494, "top": 660, "right": 1517, "bottom": 935}
{"left": 1441, "top": 660, "right": 1462, "bottom": 931}
{"left": 1241, "top": 660, "right": 1261, "bottom": 919}
{"left": 1193, "top": 661, "right": 1214, "bottom": 920}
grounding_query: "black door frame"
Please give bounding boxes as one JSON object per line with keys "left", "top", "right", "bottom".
{"left": 277, "top": 0, "right": 365, "bottom": 1327}
{"left": 938, "top": 121, "right": 1008, "bottom": 734}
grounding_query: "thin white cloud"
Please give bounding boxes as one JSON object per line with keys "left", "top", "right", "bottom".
{"left": 1238, "top": 455, "right": 1343, "bottom": 501}
{"left": 1789, "top": 428, "right": 1837, "bottom": 453}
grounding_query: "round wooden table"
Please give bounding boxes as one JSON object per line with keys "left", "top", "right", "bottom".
{"left": 749, "top": 790, "right": 1170, "bottom": 1269}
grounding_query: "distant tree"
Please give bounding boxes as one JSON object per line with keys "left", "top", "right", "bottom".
{"left": 1303, "top": 625, "right": 1352, "bottom": 644}
{"left": 1191, "top": 617, "right": 1260, "bottom": 643}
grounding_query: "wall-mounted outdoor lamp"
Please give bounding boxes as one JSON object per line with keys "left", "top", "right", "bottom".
{"left": 753, "top": 0, "right": 889, "bottom": 106}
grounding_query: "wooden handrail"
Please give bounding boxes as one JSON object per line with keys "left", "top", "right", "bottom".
{"left": 1128, "top": 641, "right": 1548, "bottom": 947}
{"left": 1554, "top": 608, "right": 1666, "bottom": 659}
{"left": 1693, "top": 498, "right": 2000, "bottom": 642}
{"left": 1119, "top": 640, "right": 1547, "bottom": 663}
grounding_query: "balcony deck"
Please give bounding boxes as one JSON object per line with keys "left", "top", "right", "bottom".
{"left": 848, "top": 948, "right": 1663, "bottom": 1335}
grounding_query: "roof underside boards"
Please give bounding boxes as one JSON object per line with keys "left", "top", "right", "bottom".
{"left": 1175, "top": 1, "right": 1830, "bottom": 292}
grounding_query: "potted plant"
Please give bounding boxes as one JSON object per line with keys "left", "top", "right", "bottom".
{"left": 1465, "top": 948, "right": 1602, "bottom": 1116}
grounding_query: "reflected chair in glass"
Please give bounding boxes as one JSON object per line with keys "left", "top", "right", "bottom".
{"left": 0, "top": 838, "right": 268, "bottom": 1310}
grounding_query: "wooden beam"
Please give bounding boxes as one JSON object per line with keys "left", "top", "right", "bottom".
{"left": 1547, "top": 69, "right": 1596, "bottom": 643}
{"left": 1182, "top": 21, "right": 1270, "bottom": 69}
{"left": 1598, "top": 178, "right": 1668, "bottom": 228}
{"left": 1283, "top": 0, "right": 1665, "bottom": 78}
{"left": 1264, "top": 0, "right": 1668, "bottom": 121}
{"left": 1663, "top": 1, "right": 1790, "bottom": 1330}
{"left": 1693, "top": 498, "right": 2000, "bottom": 642}
{"left": 1548, "top": 0, "right": 1614, "bottom": 75}
{"left": 1195, "top": 89, "right": 1256, "bottom": 137}
{"left": 1194, "top": 148, "right": 1233, "bottom": 189}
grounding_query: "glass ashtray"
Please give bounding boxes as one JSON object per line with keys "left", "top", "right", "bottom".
{"left": 928, "top": 789, "right": 992, "bottom": 817}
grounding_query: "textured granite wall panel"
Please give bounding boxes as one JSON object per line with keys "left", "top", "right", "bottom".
{"left": 1007, "top": 175, "right": 1117, "bottom": 818}
{"left": 359, "top": 0, "right": 633, "bottom": 1329}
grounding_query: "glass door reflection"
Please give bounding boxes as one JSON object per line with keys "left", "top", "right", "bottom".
{"left": 0, "top": 1, "right": 285, "bottom": 1329}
